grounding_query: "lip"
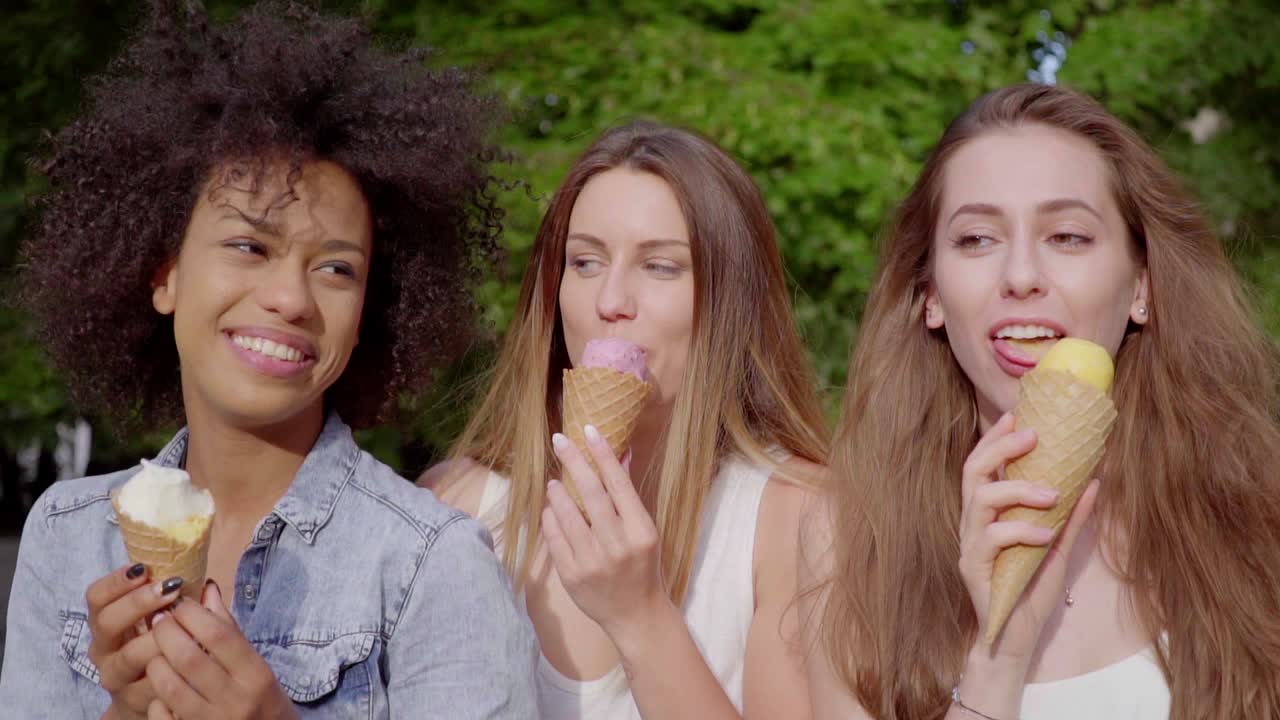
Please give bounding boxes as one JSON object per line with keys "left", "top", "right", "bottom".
{"left": 225, "top": 326, "right": 317, "bottom": 357}
{"left": 222, "top": 327, "right": 317, "bottom": 379}
{"left": 987, "top": 317, "right": 1068, "bottom": 339}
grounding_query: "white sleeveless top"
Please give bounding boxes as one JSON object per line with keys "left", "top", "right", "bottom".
{"left": 475, "top": 456, "right": 771, "bottom": 720}
{"left": 1020, "top": 646, "right": 1170, "bottom": 719}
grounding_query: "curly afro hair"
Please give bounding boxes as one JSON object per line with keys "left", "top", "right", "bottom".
{"left": 18, "top": 0, "right": 505, "bottom": 431}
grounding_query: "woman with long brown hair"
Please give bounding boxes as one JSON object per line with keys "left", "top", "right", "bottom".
{"left": 804, "top": 84, "right": 1280, "bottom": 720}
{"left": 421, "top": 120, "right": 829, "bottom": 719}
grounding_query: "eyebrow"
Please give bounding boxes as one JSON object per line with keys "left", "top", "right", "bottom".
{"left": 947, "top": 203, "right": 1002, "bottom": 225}
{"left": 320, "top": 239, "right": 368, "bottom": 257}
{"left": 1037, "top": 198, "right": 1103, "bottom": 221}
{"left": 566, "top": 232, "right": 689, "bottom": 250}
{"left": 221, "top": 209, "right": 280, "bottom": 235}
{"left": 947, "top": 198, "right": 1103, "bottom": 225}
{"left": 219, "top": 211, "right": 367, "bottom": 257}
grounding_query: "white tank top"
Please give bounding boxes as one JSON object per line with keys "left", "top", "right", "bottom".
{"left": 1020, "top": 646, "right": 1170, "bottom": 719}
{"left": 475, "top": 456, "right": 771, "bottom": 720}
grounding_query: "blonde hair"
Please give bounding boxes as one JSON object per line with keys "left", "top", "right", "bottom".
{"left": 820, "top": 84, "right": 1280, "bottom": 719}
{"left": 449, "top": 121, "right": 829, "bottom": 603}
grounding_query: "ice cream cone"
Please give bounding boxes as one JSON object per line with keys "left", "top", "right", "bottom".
{"left": 561, "top": 366, "right": 651, "bottom": 510}
{"left": 984, "top": 368, "right": 1117, "bottom": 644}
{"left": 112, "top": 492, "right": 211, "bottom": 599}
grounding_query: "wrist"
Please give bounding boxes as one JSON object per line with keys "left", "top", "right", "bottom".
{"left": 605, "top": 594, "right": 680, "bottom": 663}
{"left": 966, "top": 638, "right": 1033, "bottom": 681}
{"left": 953, "top": 644, "right": 1030, "bottom": 719}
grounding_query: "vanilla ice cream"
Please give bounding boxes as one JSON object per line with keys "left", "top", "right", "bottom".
{"left": 116, "top": 460, "right": 214, "bottom": 542}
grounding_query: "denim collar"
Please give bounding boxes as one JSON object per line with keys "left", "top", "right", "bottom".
{"left": 142, "top": 412, "right": 360, "bottom": 544}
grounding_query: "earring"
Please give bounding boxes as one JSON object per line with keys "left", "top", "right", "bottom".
{"left": 1138, "top": 307, "right": 1147, "bottom": 316}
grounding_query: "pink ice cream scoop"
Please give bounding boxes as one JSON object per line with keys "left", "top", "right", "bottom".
{"left": 580, "top": 338, "right": 647, "bottom": 381}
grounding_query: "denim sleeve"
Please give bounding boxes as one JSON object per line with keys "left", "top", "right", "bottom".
{"left": 0, "top": 499, "right": 86, "bottom": 717}
{"left": 387, "top": 515, "right": 539, "bottom": 719}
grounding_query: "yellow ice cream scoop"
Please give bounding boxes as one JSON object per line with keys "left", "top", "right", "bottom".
{"left": 163, "top": 514, "right": 213, "bottom": 545}
{"left": 1035, "top": 337, "right": 1114, "bottom": 392}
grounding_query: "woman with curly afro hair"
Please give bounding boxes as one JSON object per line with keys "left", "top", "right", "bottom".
{"left": 0, "top": 1, "right": 538, "bottom": 717}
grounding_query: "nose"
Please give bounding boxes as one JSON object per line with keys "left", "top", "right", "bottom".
{"left": 255, "top": 260, "right": 316, "bottom": 322}
{"left": 595, "top": 265, "right": 637, "bottom": 322}
{"left": 1000, "top": 233, "right": 1046, "bottom": 300}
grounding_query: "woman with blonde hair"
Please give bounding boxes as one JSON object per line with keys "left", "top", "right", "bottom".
{"left": 804, "top": 84, "right": 1280, "bottom": 720}
{"left": 421, "top": 120, "right": 829, "bottom": 719}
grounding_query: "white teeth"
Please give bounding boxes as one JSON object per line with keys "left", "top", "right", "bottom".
{"left": 995, "top": 324, "right": 1062, "bottom": 340}
{"left": 231, "top": 334, "right": 305, "bottom": 362}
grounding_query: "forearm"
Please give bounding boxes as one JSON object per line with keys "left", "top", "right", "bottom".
{"left": 612, "top": 601, "right": 741, "bottom": 720}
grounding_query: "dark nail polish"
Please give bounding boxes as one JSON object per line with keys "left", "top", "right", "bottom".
{"left": 126, "top": 563, "right": 146, "bottom": 580}
{"left": 161, "top": 577, "right": 184, "bottom": 595}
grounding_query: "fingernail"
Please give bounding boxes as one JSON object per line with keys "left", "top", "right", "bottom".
{"left": 160, "top": 577, "right": 183, "bottom": 595}
{"left": 152, "top": 611, "right": 167, "bottom": 625}
{"left": 584, "top": 424, "right": 601, "bottom": 443}
{"left": 551, "top": 433, "right": 569, "bottom": 450}
{"left": 547, "top": 479, "right": 562, "bottom": 492}
{"left": 126, "top": 563, "right": 147, "bottom": 580}
{"left": 1036, "top": 489, "right": 1058, "bottom": 502}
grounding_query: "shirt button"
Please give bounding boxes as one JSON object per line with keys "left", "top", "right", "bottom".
{"left": 243, "top": 585, "right": 257, "bottom": 600}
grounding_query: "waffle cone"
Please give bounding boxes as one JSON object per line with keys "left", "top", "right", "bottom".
{"left": 112, "top": 493, "right": 212, "bottom": 599}
{"left": 984, "top": 369, "right": 1117, "bottom": 644}
{"left": 560, "top": 367, "right": 651, "bottom": 510}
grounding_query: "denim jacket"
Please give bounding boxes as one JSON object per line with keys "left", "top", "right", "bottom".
{"left": 0, "top": 413, "right": 538, "bottom": 718}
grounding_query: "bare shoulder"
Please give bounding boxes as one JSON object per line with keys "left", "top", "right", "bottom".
{"left": 416, "top": 457, "right": 490, "bottom": 518}
{"left": 753, "top": 457, "right": 829, "bottom": 601}
{"left": 760, "top": 457, "right": 829, "bottom": 546}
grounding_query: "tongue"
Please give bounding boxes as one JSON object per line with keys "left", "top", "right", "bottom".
{"left": 995, "top": 338, "right": 1058, "bottom": 365}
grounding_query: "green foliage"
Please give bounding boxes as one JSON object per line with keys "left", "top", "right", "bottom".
{"left": 1, "top": 0, "right": 1276, "bottom": 473}
{"left": 387, "top": 0, "right": 1280, "bottom": 439}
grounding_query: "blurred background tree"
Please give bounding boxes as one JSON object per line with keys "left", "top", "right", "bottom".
{"left": 2, "top": 0, "right": 1277, "bottom": 530}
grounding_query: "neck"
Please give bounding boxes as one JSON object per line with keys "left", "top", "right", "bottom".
{"left": 182, "top": 399, "right": 325, "bottom": 530}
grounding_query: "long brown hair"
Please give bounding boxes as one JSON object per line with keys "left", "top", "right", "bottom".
{"left": 450, "top": 120, "right": 829, "bottom": 603}
{"left": 821, "top": 84, "right": 1280, "bottom": 719}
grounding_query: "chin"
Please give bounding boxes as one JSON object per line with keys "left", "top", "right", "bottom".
{"left": 212, "top": 390, "right": 322, "bottom": 429}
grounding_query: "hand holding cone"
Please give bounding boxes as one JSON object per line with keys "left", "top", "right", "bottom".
{"left": 985, "top": 338, "right": 1117, "bottom": 644}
